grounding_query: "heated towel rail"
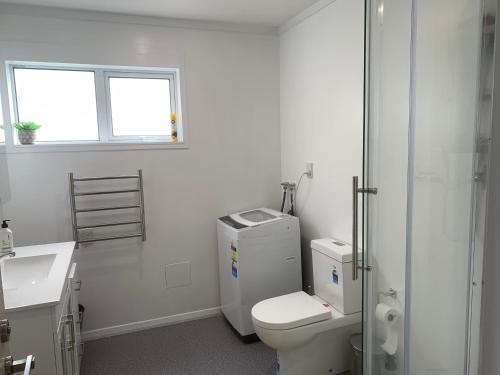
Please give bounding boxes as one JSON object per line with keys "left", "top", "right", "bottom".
{"left": 69, "top": 170, "right": 146, "bottom": 247}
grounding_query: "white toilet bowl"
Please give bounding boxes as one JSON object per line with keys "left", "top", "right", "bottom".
{"left": 251, "top": 239, "right": 363, "bottom": 375}
{"left": 252, "top": 291, "right": 360, "bottom": 350}
{"left": 252, "top": 291, "right": 361, "bottom": 374}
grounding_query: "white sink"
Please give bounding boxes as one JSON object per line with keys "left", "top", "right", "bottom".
{"left": 2, "top": 254, "right": 57, "bottom": 291}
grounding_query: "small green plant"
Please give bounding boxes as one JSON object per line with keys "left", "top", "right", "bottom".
{"left": 13, "top": 122, "right": 41, "bottom": 131}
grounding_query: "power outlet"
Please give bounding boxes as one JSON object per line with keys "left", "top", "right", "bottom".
{"left": 305, "top": 162, "right": 314, "bottom": 178}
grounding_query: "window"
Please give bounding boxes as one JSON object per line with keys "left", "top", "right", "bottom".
{"left": 106, "top": 73, "right": 175, "bottom": 139}
{"left": 14, "top": 68, "right": 99, "bottom": 142}
{"left": 7, "top": 62, "right": 182, "bottom": 146}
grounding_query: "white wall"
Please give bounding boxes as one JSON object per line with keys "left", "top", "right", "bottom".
{"left": 0, "top": 5, "right": 281, "bottom": 334}
{"left": 280, "top": 0, "right": 364, "bottom": 290}
{"left": 0, "top": 151, "right": 9, "bottom": 210}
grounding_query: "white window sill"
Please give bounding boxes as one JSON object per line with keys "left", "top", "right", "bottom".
{"left": 4, "top": 141, "right": 188, "bottom": 153}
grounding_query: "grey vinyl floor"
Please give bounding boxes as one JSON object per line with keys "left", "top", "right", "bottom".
{"left": 80, "top": 316, "right": 277, "bottom": 375}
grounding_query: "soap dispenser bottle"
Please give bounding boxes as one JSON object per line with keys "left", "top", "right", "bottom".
{"left": 0, "top": 220, "right": 14, "bottom": 253}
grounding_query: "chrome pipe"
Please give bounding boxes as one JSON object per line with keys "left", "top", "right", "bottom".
{"left": 68, "top": 173, "right": 79, "bottom": 244}
{"left": 73, "top": 175, "right": 139, "bottom": 181}
{"left": 138, "top": 169, "right": 147, "bottom": 241}
{"left": 76, "top": 204, "right": 141, "bottom": 213}
{"left": 73, "top": 189, "right": 140, "bottom": 196}
{"left": 76, "top": 220, "right": 142, "bottom": 230}
{"left": 77, "top": 233, "right": 143, "bottom": 244}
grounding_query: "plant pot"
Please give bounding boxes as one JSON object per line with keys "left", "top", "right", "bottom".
{"left": 18, "top": 129, "right": 36, "bottom": 145}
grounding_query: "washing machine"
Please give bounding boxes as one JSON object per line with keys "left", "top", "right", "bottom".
{"left": 217, "top": 207, "right": 302, "bottom": 338}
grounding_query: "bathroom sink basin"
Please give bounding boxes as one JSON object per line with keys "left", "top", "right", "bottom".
{"left": 2, "top": 254, "right": 57, "bottom": 290}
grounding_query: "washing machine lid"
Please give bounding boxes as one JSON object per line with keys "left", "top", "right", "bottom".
{"left": 229, "top": 208, "right": 284, "bottom": 228}
{"left": 252, "top": 292, "right": 331, "bottom": 330}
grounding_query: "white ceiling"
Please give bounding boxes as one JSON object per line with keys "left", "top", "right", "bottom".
{"left": 0, "top": 0, "right": 321, "bottom": 26}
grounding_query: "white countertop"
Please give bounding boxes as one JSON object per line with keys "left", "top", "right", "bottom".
{"left": 2, "top": 242, "right": 75, "bottom": 312}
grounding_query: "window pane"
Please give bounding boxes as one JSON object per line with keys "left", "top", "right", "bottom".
{"left": 14, "top": 68, "right": 99, "bottom": 142}
{"left": 109, "top": 77, "right": 172, "bottom": 137}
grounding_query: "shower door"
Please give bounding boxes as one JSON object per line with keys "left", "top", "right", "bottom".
{"left": 360, "top": 0, "right": 495, "bottom": 374}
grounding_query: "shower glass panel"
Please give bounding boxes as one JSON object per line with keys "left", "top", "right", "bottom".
{"left": 362, "top": 0, "right": 492, "bottom": 374}
{"left": 408, "top": 1, "right": 482, "bottom": 374}
{"left": 362, "top": 0, "right": 412, "bottom": 374}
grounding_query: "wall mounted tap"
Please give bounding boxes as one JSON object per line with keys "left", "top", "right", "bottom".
{"left": 0, "top": 252, "right": 15, "bottom": 260}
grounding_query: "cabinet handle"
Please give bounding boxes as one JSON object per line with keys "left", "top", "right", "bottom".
{"left": 60, "top": 324, "right": 68, "bottom": 375}
{"left": 73, "top": 280, "right": 82, "bottom": 292}
{"left": 63, "top": 314, "right": 76, "bottom": 374}
{"left": 64, "top": 315, "right": 75, "bottom": 343}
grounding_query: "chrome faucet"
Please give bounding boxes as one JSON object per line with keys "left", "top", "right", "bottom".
{"left": 0, "top": 251, "right": 15, "bottom": 259}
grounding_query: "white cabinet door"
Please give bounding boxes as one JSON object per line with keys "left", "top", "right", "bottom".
{"left": 58, "top": 315, "right": 70, "bottom": 375}
{"left": 67, "top": 263, "right": 82, "bottom": 375}
{"left": 58, "top": 293, "right": 75, "bottom": 375}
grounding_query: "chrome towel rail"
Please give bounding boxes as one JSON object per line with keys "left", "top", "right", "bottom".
{"left": 76, "top": 220, "right": 142, "bottom": 230}
{"left": 73, "top": 174, "right": 140, "bottom": 182}
{"left": 69, "top": 170, "right": 146, "bottom": 247}
{"left": 73, "top": 189, "right": 140, "bottom": 196}
{"left": 77, "top": 233, "right": 144, "bottom": 244}
{"left": 75, "top": 204, "right": 142, "bottom": 213}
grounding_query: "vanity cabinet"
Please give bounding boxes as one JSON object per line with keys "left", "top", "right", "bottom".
{"left": 7, "top": 261, "right": 83, "bottom": 375}
{"left": 57, "top": 263, "right": 83, "bottom": 375}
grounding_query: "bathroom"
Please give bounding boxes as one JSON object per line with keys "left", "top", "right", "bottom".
{"left": 0, "top": 0, "right": 499, "bottom": 374}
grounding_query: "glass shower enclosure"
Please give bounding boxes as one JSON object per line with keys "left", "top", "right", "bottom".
{"left": 360, "top": 0, "right": 496, "bottom": 374}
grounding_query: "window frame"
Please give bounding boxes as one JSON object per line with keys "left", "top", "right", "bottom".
{"left": 5, "top": 61, "right": 185, "bottom": 151}
{"left": 10, "top": 65, "right": 100, "bottom": 143}
{"left": 103, "top": 71, "right": 178, "bottom": 143}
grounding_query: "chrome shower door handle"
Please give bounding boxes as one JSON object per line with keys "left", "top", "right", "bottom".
{"left": 352, "top": 176, "right": 377, "bottom": 280}
{"left": 352, "top": 176, "right": 359, "bottom": 280}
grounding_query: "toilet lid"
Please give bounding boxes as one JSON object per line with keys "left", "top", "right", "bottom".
{"left": 252, "top": 291, "right": 331, "bottom": 330}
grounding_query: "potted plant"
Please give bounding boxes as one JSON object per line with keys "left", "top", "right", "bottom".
{"left": 14, "top": 122, "right": 42, "bottom": 145}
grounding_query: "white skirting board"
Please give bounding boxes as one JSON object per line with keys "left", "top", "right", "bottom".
{"left": 81, "top": 306, "right": 221, "bottom": 342}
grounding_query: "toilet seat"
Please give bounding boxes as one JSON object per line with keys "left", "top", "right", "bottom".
{"left": 251, "top": 291, "right": 361, "bottom": 351}
{"left": 252, "top": 291, "right": 332, "bottom": 330}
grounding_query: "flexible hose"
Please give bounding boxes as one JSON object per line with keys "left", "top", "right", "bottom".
{"left": 280, "top": 189, "right": 287, "bottom": 213}
{"left": 293, "top": 173, "right": 307, "bottom": 216}
{"left": 288, "top": 189, "right": 295, "bottom": 216}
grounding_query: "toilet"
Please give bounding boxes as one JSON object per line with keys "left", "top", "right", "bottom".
{"left": 251, "top": 238, "right": 362, "bottom": 375}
